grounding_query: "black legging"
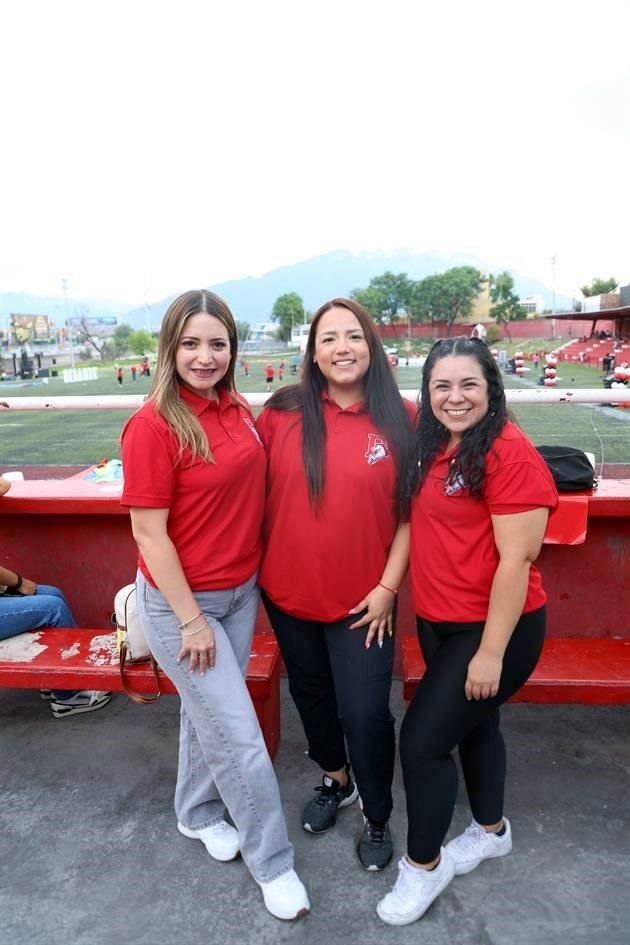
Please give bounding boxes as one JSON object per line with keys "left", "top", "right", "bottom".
{"left": 262, "top": 592, "right": 396, "bottom": 824}
{"left": 400, "top": 606, "right": 545, "bottom": 863}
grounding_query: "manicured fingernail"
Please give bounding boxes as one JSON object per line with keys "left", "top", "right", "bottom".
{"left": 378, "top": 640, "right": 383, "bottom": 649}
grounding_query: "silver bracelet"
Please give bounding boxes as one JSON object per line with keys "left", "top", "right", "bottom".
{"left": 180, "top": 620, "right": 207, "bottom": 638}
{"left": 179, "top": 611, "right": 202, "bottom": 630}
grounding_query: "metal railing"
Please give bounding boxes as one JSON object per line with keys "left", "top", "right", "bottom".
{"left": 2, "top": 388, "right": 630, "bottom": 411}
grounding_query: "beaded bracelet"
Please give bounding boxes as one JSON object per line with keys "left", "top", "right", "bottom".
{"left": 378, "top": 581, "right": 398, "bottom": 595}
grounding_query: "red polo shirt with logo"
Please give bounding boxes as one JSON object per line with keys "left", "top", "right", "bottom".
{"left": 410, "top": 421, "right": 558, "bottom": 623}
{"left": 257, "top": 394, "right": 417, "bottom": 622}
{"left": 121, "top": 385, "right": 266, "bottom": 591}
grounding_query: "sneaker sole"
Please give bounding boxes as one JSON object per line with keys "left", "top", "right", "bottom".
{"left": 356, "top": 847, "right": 394, "bottom": 872}
{"left": 263, "top": 903, "right": 310, "bottom": 921}
{"left": 302, "top": 782, "right": 360, "bottom": 834}
{"left": 451, "top": 842, "right": 512, "bottom": 875}
{"left": 50, "top": 694, "right": 112, "bottom": 718}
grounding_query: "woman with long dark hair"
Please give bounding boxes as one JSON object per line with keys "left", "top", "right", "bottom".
{"left": 377, "top": 337, "right": 558, "bottom": 925}
{"left": 257, "top": 298, "right": 415, "bottom": 872}
{"left": 121, "top": 290, "right": 309, "bottom": 921}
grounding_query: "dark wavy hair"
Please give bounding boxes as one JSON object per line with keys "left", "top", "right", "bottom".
{"left": 413, "top": 336, "right": 512, "bottom": 497}
{"left": 265, "top": 297, "right": 414, "bottom": 516}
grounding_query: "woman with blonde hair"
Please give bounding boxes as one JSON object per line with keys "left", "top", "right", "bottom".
{"left": 121, "top": 289, "right": 309, "bottom": 921}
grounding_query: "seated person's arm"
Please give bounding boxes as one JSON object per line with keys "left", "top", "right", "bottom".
{"left": 0, "top": 566, "right": 37, "bottom": 595}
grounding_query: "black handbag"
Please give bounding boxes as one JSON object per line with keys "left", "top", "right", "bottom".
{"left": 536, "top": 445, "right": 596, "bottom": 492}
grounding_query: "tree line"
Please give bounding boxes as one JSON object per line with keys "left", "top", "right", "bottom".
{"left": 270, "top": 267, "right": 527, "bottom": 341}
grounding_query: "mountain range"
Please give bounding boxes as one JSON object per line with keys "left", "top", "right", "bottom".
{"left": 1, "top": 249, "right": 572, "bottom": 333}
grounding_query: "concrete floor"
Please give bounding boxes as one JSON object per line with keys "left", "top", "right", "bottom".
{"left": 1, "top": 681, "right": 628, "bottom": 945}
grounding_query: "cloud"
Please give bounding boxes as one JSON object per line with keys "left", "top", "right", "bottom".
{"left": 1, "top": 0, "right": 628, "bottom": 301}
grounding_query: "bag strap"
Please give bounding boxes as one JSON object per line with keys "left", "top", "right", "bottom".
{"left": 119, "top": 641, "right": 161, "bottom": 705}
{"left": 123, "top": 585, "right": 135, "bottom": 632}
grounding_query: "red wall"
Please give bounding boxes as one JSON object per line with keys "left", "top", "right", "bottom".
{"left": 2, "top": 484, "right": 629, "bottom": 678}
{"left": 380, "top": 319, "right": 613, "bottom": 342}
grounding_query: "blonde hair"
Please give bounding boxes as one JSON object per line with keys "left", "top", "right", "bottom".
{"left": 149, "top": 290, "right": 239, "bottom": 463}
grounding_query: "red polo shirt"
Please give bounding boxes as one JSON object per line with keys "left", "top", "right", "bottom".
{"left": 257, "top": 395, "right": 417, "bottom": 622}
{"left": 410, "top": 421, "right": 558, "bottom": 623}
{"left": 121, "top": 385, "right": 266, "bottom": 591}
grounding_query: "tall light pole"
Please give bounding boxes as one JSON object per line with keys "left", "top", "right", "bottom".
{"left": 62, "top": 278, "right": 75, "bottom": 367}
{"left": 551, "top": 255, "right": 556, "bottom": 341}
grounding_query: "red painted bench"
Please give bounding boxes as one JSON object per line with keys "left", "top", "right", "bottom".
{"left": 402, "top": 635, "right": 630, "bottom": 705}
{"left": 0, "top": 628, "right": 281, "bottom": 759}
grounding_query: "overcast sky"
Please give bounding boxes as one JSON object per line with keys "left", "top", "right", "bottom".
{"left": 1, "top": 0, "right": 628, "bottom": 305}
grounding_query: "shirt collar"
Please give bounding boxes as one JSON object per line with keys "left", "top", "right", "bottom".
{"left": 320, "top": 388, "right": 367, "bottom": 414}
{"left": 178, "top": 383, "right": 231, "bottom": 417}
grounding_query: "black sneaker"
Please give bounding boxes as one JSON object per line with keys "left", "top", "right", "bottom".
{"left": 301, "top": 766, "right": 359, "bottom": 834}
{"left": 357, "top": 817, "right": 394, "bottom": 871}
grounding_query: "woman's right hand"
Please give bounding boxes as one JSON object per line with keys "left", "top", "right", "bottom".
{"left": 19, "top": 577, "right": 38, "bottom": 596}
{"left": 177, "top": 620, "right": 216, "bottom": 674}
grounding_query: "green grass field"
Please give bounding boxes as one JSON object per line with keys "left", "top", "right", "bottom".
{"left": 1, "top": 352, "right": 628, "bottom": 469}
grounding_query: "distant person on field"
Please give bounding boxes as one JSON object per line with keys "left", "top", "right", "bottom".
{"left": 265, "top": 363, "right": 274, "bottom": 391}
{"left": 131, "top": 365, "right": 137, "bottom": 381}
{"left": 117, "top": 366, "right": 124, "bottom": 386}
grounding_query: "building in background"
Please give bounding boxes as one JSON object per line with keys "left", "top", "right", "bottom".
{"left": 65, "top": 315, "right": 118, "bottom": 338}
{"left": 520, "top": 295, "right": 545, "bottom": 316}
{"left": 9, "top": 314, "right": 54, "bottom": 345}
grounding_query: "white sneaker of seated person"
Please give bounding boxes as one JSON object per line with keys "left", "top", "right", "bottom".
{"left": 445, "top": 817, "right": 512, "bottom": 875}
{"left": 377, "top": 849, "right": 455, "bottom": 926}
{"left": 177, "top": 820, "right": 241, "bottom": 862}
{"left": 256, "top": 869, "right": 310, "bottom": 921}
{"left": 50, "top": 690, "right": 112, "bottom": 718}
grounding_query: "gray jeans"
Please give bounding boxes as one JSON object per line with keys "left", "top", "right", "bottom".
{"left": 136, "top": 570, "right": 294, "bottom": 883}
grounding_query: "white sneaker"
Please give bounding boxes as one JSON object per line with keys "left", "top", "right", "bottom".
{"left": 50, "top": 690, "right": 112, "bottom": 718}
{"left": 445, "top": 817, "right": 512, "bottom": 875}
{"left": 257, "top": 869, "right": 310, "bottom": 921}
{"left": 376, "top": 850, "right": 455, "bottom": 926}
{"left": 177, "top": 820, "right": 240, "bottom": 862}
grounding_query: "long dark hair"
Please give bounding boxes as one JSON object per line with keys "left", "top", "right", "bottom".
{"left": 413, "top": 336, "right": 511, "bottom": 497}
{"left": 266, "top": 298, "right": 414, "bottom": 516}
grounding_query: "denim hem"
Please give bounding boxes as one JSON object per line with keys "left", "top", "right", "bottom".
{"left": 255, "top": 863, "right": 295, "bottom": 885}
{"left": 182, "top": 816, "right": 227, "bottom": 832}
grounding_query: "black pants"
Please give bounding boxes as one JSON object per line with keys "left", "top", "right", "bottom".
{"left": 400, "top": 606, "right": 546, "bottom": 863}
{"left": 262, "top": 592, "right": 396, "bottom": 823}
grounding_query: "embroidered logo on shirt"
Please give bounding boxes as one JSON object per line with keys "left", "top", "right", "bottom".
{"left": 444, "top": 472, "right": 466, "bottom": 495}
{"left": 242, "top": 417, "right": 263, "bottom": 446}
{"left": 364, "top": 434, "right": 390, "bottom": 465}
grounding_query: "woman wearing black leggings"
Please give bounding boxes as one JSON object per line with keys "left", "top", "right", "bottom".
{"left": 377, "top": 337, "right": 558, "bottom": 927}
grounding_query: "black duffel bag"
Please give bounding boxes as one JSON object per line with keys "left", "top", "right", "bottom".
{"left": 536, "top": 445, "right": 596, "bottom": 492}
